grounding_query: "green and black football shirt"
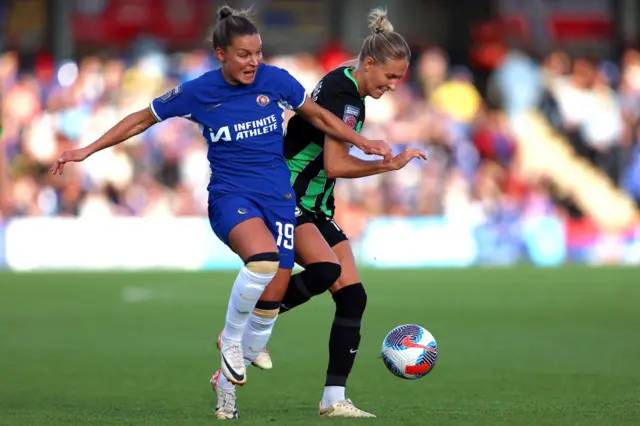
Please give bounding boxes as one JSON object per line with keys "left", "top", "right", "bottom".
{"left": 284, "top": 66, "right": 366, "bottom": 219}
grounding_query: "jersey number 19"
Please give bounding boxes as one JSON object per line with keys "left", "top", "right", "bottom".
{"left": 275, "top": 221, "right": 294, "bottom": 250}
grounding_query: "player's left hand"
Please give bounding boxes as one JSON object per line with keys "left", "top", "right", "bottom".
{"left": 390, "top": 147, "right": 427, "bottom": 170}
{"left": 361, "top": 139, "right": 393, "bottom": 163}
{"left": 50, "top": 148, "right": 90, "bottom": 175}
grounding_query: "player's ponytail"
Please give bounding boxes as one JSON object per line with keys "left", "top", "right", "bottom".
{"left": 359, "top": 8, "right": 411, "bottom": 65}
{"left": 211, "top": 5, "right": 258, "bottom": 50}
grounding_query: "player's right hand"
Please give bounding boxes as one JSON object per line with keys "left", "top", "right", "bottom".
{"left": 50, "top": 148, "right": 90, "bottom": 175}
{"left": 361, "top": 139, "right": 393, "bottom": 163}
{"left": 391, "top": 147, "right": 427, "bottom": 170}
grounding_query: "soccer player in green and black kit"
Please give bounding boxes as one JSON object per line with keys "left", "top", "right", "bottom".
{"left": 213, "top": 8, "right": 426, "bottom": 419}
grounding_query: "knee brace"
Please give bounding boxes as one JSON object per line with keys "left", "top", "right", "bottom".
{"left": 295, "top": 262, "right": 342, "bottom": 296}
{"left": 280, "top": 262, "right": 341, "bottom": 314}
{"left": 245, "top": 252, "right": 280, "bottom": 275}
{"left": 333, "top": 283, "right": 367, "bottom": 324}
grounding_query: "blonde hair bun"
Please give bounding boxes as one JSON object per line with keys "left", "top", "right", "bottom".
{"left": 368, "top": 8, "right": 394, "bottom": 34}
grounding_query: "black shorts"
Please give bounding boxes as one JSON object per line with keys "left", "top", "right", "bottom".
{"left": 295, "top": 206, "right": 348, "bottom": 248}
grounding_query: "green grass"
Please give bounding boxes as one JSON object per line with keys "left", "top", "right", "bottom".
{"left": 1, "top": 267, "right": 639, "bottom": 425}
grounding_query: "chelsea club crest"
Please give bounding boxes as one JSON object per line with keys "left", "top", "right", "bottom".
{"left": 256, "top": 95, "right": 270, "bottom": 107}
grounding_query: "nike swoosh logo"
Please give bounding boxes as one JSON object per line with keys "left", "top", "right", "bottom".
{"left": 207, "top": 103, "right": 222, "bottom": 111}
{"left": 401, "top": 336, "right": 437, "bottom": 353}
{"left": 349, "top": 349, "right": 358, "bottom": 354}
{"left": 222, "top": 354, "right": 245, "bottom": 382}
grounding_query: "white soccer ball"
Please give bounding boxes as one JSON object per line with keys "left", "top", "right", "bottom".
{"left": 381, "top": 324, "right": 438, "bottom": 379}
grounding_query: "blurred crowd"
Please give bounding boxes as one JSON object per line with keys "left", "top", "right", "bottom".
{"left": 1, "top": 38, "right": 639, "bottom": 241}
{"left": 536, "top": 48, "right": 640, "bottom": 207}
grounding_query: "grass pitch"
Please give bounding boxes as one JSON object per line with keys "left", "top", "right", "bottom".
{"left": 1, "top": 267, "right": 639, "bottom": 425}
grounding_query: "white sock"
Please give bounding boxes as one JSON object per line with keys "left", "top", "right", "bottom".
{"left": 222, "top": 266, "right": 274, "bottom": 342}
{"left": 242, "top": 312, "right": 278, "bottom": 364}
{"left": 217, "top": 372, "right": 235, "bottom": 390}
{"left": 322, "top": 386, "right": 346, "bottom": 408}
{"left": 215, "top": 312, "right": 278, "bottom": 392}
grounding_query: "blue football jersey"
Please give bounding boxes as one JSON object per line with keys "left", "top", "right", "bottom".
{"left": 150, "top": 63, "right": 307, "bottom": 204}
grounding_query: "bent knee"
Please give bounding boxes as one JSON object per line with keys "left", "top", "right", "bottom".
{"left": 303, "top": 262, "right": 342, "bottom": 295}
{"left": 324, "top": 262, "right": 343, "bottom": 284}
{"left": 315, "top": 262, "right": 342, "bottom": 289}
{"left": 333, "top": 283, "right": 367, "bottom": 318}
{"left": 245, "top": 252, "right": 280, "bottom": 274}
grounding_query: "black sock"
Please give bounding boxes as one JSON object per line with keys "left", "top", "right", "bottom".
{"left": 325, "top": 283, "right": 367, "bottom": 387}
{"left": 279, "top": 262, "right": 341, "bottom": 313}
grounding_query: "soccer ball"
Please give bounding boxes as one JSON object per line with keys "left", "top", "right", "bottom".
{"left": 381, "top": 324, "right": 438, "bottom": 379}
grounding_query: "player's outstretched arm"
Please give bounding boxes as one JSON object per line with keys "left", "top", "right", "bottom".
{"left": 296, "top": 98, "right": 392, "bottom": 162}
{"left": 50, "top": 108, "right": 157, "bottom": 175}
{"left": 324, "top": 135, "right": 427, "bottom": 179}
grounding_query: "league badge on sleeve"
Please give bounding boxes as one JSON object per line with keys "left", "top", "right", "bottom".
{"left": 343, "top": 105, "right": 360, "bottom": 129}
{"left": 159, "top": 85, "right": 182, "bottom": 103}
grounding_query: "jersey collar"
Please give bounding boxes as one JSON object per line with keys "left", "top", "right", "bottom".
{"left": 343, "top": 67, "right": 365, "bottom": 100}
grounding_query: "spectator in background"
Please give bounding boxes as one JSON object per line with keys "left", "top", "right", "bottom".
{"left": 621, "top": 123, "right": 640, "bottom": 207}
{"left": 489, "top": 46, "right": 542, "bottom": 117}
{"left": 580, "top": 62, "right": 623, "bottom": 183}
{"left": 538, "top": 49, "right": 571, "bottom": 129}
{"left": 414, "top": 47, "right": 448, "bottom": 99}
{"left": 430, "top": 65, "right": 481, "bottom": 125}
{"left": 473, "top": 108, "right": 516, "bottom": 168}
{"left": 550, "top": 56, "right": 597, "bottom": 139}
{"left": 620, "top": 48, "right": 640, "bottom": 125}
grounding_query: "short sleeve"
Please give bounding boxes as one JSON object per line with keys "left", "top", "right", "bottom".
{"left": 320, "top": 90, "right": 361, "bottom": 122}
{"left": 275, "top": 68, "right": 307, "bottom": 111}
{"left": 149, "top": 79, "right": 198, "bottom": 122}
{"left": 315, "top": 82, "right": 363, "bottom": 131}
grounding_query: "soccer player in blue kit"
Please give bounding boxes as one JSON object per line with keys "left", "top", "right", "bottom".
{"left": 51, "top": 5, "right": 392, "bottom": 416}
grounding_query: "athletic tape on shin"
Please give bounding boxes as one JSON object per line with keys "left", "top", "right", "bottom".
{"left": 253, "top": 300, "right": 280, "bottom": 319}
{"left": 252, "top": 308, "right": 278, "bottom": 319}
